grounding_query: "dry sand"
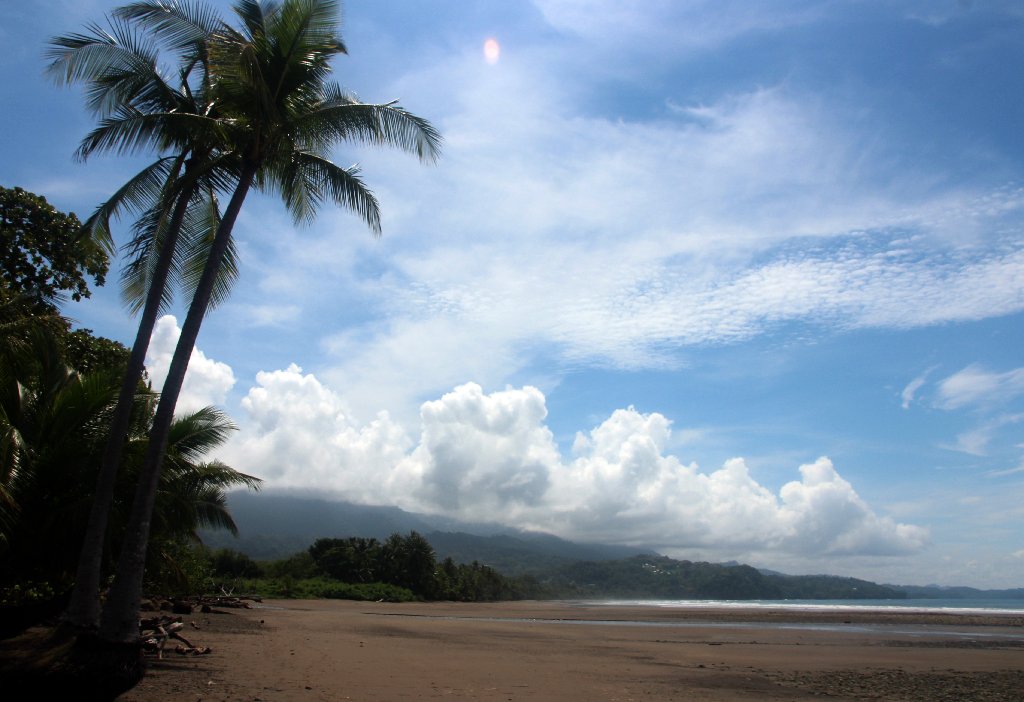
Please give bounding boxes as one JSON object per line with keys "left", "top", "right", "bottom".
{"left": 116, "top": 599, "right": 1024, "bottom": 701}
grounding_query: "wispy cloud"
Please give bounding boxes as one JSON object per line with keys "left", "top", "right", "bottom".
{"left": 943, "top": 414, "right": 1024, "bottom": 456}
{"left": 532, "top": 0, "right": 824, "bottom": 50}
{"left": 902, "top": 366, "right": 938, "bottom": 409}
{"left": 987, "top": 463, "right": 1024, "bottom": 478}
{"left": 937, "top": 365, "right": 1024, "bottom": 410}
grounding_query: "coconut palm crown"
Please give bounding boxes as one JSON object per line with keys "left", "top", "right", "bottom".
{"left": 97, "top": 0, "right": 440, "bottom": 644}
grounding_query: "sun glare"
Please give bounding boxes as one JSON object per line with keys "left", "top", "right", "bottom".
{"left": 483, "top": 37, "right": 501, "bottom": 65}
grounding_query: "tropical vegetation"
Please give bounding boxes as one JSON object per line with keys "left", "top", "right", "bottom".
{"left": 1, "top": 0, "right": 439, "bottom": 693}
{"left": 41, "top": 0, "right": 439, "bottom": 650}
{"left": 206, "top": 532, "right": 546, "bottom": 602}
{"left": 0, "top": 190, "right": 259, "bottom": 639}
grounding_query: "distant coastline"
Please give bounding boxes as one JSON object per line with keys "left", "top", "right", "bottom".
{"left": 584, "top": 597, "right": 1024, "bottom": 615}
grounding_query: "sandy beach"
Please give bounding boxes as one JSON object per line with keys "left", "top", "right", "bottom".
{"left": 113, "top": 599, "right": 1024, "bottom": 701}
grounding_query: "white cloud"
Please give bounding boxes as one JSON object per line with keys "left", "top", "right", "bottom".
{"left": 299, "top": 69, "right": 1024, "bottom": 410}
{"left": 224, "top": 377, "right": 928, "bottom": 558}
{"left": 146, "top": 315, "right": 236, "bottom": 414}
{"left": 221, "top": 40, "right": 1024, "bottom": 415}
{"left": 937, "top": 365, "right": 1024, "bottom": 410}
{"left": 532, "top": 0, "right": 822, "bottom": 50}
{"left": 901, "top": 368, "right": 936, "bottom": 409}
{"left": 948, "top": 425, "right": 998, "bottom": 456}
{"left": 233, "top": 303, "right": 302, "bottom": 328}
{"left": 944, "top": 414, "right": 1024, "bottom": 456}
{"left": 988, "top": 465, "right": 1024, "bottom": 478}
{"left": 223, "top": 364, "right": 412, "bottom": 502}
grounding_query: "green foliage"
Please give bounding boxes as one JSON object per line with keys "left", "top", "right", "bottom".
{"left": 0, "top": 580, "right": 58, "bottom": 607}
{"left": 542, "top": 555, "right": 908, "bottom": 600}
{"left": 235, "top": 576, "right": 415, "bottom": 602}
{"left": 144, "top": 537, "right": 214, "bottom": 596}
{"left": 61, "top": 327, "right": 132, "bottom": 375}
{"left": 264, "top": 551, "right": 318, "bottom": 580}
{"left": 765, "top": 574, "right": 907, "bottom": 600}
{"left": 209, "top": 548, "right": 263, "bottom": 579}
{"left": 0, "top": 320, "right": 258, "bottom": 597}
{"left": 0, "top": 186, "right": 108, "bottom": 312}
{"left": 551, "top": 556, "right": 780, "bottom": 599}
{"left": 303, "top": 532, "right": 540, "bottom": 602}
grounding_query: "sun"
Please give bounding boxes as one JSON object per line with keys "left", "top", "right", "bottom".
{"left": 483, "top": 37, "right": 500, "bottom": 65}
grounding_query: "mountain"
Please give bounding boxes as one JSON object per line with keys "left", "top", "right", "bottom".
{"left": 205, "top": 492, "right": 1017, "bottom": 600}
{"left": 202, "top": 491, "right": 647, "bottom": 564}
{"left": 543, "top": 555, "right": 907, "bottom": 600}
{"left": 426, "top": 531, "right": 648, "bottom": 575}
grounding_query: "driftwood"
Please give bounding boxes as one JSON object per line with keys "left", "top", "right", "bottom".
{"left": 141, "top": 593, "right": 262, "bottom": 615}
{"left": 139, "top": 615, "right": 211, "bottom": 658}
{"left": 136, "top": 592, "right": 263, "bottom": 657}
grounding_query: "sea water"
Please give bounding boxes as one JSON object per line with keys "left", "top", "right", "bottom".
{"left": 584, "top": 597, "right": 1024, "bottom": 616}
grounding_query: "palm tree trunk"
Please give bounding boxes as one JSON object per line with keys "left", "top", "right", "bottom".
{"left": 64, "top": 170, "right": 200, "bottom": 631}
{"left": 98, "top": 164, "right": 257, "bottom": 643}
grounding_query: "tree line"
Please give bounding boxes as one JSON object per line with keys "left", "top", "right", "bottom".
{"left": 543, "top": 555, "right": 907, "bottom": 600}
{"left": 207, "top": 532, "right": 546, "bottom": 603}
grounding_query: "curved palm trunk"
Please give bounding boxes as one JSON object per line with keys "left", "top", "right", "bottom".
{"left": 64, "top": 170, "right": 201, "bottom": 631}
{"left": 98, "top": 163, "right": 257, "bottom": 643}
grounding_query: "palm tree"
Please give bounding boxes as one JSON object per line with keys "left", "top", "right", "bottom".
{"left": 144, "top": 406, "right": 261, "bottom": 593}
{"left": 46, "top": 2, "right": 238, "bottom": 629}
{"left": 0, "top": 330, "right": 120, "bottom": 584}
{"left": 98, "top": 0, "right": 440, "bottom": 644}
{"left": 0, "top": 327, "right": 257, "bottom": 595}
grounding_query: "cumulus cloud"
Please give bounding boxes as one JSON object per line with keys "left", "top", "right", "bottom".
{"left": 223, "top": 364, "right": 411, "bottom": 503}
{"left": 146, "top": 316, "right": 236, "bottom": 414}
{"left": 224, "top": 377, "right": 928, "bottom": 558}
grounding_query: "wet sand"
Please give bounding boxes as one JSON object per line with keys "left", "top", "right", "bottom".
{"left": 116, "top": 599, "right": 1024, "bottom": 701}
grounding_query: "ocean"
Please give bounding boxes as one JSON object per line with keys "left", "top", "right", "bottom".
{"left": 586, "top": 598, "right": 1024, "bottom": 615}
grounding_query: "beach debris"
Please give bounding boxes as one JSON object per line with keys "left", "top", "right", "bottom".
{"left": 136, "top": 593, "right": 262, "bottom": 658}
{"left": 142, "top": 594, "right": 262, "bottom": 613}
{"left": 142, "top": 613, "right": 201, "bottom": 659}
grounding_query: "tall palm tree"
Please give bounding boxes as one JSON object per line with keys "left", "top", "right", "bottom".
{"left": 46, "top": 2, "right": 238, "bottom": 629}
{"left": 144, "top": 406, "right": 261, "bottom": 592}
{"left": 0, "top": 326, "right": 257, "bottom": 594}
{"left": 98, "top": 0, "right": 440, "bottom": 643}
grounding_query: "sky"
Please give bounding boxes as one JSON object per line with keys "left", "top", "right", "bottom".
{"left": 2, "top": 0, "right": 1024, "bottom": 588}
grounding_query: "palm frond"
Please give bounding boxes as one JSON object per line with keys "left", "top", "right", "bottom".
{"left": 178, "top": 186, "right": 239, "bottom": 310}
{"left": 231, "top": 0, "right": 276, "bottom": 43}
{"left": 164, "top": 406, "right": 237, "bottom": 467}
{"left": 300, "top": 88, "right": 442, "bottom": 163}
{"left": 267, "top": 150, "right": 381, "bottom": 233}
{"left": 120, "top": 204, "right": 183, "bottom": 315}
{"left": 83, "top": 155, "right": 183, "bottom": 258}
{"left": 115, "top": 0, "right": 224, "bottom": 53}
{"left": 76, "top": 109, "right": 226, "bottom": 161}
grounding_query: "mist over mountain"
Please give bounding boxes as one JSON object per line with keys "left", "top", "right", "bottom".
{"left": 201, "top": 491, "right": 646, "bottom": 564}
{"left": 204, "top": 492, "right": 1021, "bottom": 600}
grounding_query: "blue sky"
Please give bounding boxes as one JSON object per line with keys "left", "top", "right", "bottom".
{"left": 3, "top": 0, "right": 1024, "bottom": 588}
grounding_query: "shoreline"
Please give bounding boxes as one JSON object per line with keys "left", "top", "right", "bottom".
{"left": 117, "top": 599, "right": 1024, "bottom": 701}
